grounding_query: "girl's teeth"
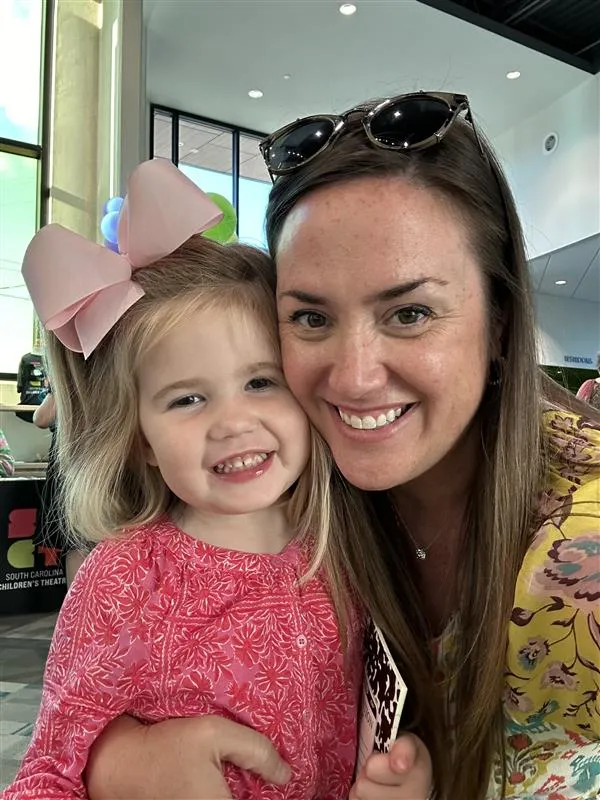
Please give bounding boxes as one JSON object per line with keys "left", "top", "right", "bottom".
{"left": 215, "top": 453, "right": 268, "bottom": 473}
{"left": 338, "top": 406, "right": 411, "bottom": 430}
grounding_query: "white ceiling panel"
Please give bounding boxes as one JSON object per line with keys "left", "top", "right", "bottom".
{"left": 144, "top": 0, "right": 590, "bottom": 140}
{"left": 573, "top": 248, "right": 600, "bottom": 303}
{"left": 538, "top": 234, "right": 600, "bottom": 298}
{"left": 528, "top": 254, "right": 549, "bottom": 290}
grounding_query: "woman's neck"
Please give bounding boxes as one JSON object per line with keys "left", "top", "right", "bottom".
{"left": 391, "top": 424, "right": 479, "bottom": 539}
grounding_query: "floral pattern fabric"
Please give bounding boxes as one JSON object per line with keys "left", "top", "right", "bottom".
{"left": 2, "top": 519, "right": 363, "bottom": 799}
{"left": 497, "top": 409, "right": 600, "bottom": 798}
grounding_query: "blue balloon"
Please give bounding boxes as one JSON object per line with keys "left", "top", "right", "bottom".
{"left": 105, "top": 196, "right": 124, "bottom": 214}
{"left": 100, "top": 211, "right": 120, "bottom": 244}
{"left": 104, "top": 238, "right": 119, "bottom": 253}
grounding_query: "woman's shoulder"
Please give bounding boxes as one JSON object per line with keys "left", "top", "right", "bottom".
{"left": 504, "top": 409, "right": 600, "bottom": 744}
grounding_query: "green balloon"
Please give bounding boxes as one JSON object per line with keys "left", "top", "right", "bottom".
{"left": 203, "top": 193, "right": 237, "bottom": 242}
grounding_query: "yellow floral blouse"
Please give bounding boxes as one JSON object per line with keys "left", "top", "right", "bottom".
{"left": 439, "top": 409, "right": 600, "bottom": 798}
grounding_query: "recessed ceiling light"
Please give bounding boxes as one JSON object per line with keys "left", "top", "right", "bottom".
{"left": 248, "top": 89, "right": 263, "bottom": 99}
{"left": 506, "top": 70, "right": 521, "bottom": 80}
{"left": 555, "top": 280, "right": 567, "bottom": 285}
{"left": 339, "top": 3, "right": 357, "bottom": 15}
{"left": 283, "top": 74, "right": 291, "bottom": 80}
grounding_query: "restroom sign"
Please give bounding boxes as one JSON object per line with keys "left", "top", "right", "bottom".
{"left": 564, "top": 355, "right": 594, "bottom": 365}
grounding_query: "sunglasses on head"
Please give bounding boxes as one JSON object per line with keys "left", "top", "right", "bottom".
{"left": 260, "top": 91, "right": 484, "bottom": 180}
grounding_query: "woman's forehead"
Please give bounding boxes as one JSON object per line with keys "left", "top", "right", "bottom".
{"left": 275, "top": 177, "right": 479, "bottom": 295}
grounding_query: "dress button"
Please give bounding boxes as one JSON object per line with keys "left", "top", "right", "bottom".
{"left": 296, "top": 634, "right": 307, "bottom": 648}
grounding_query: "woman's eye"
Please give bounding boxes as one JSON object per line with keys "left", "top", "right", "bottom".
{"left": 289, "top": 310, "right": 328, "bottom": 329}
{"left": 169, "top": 394, "right": 204, "bottom": 409}
{"left": 391, "top": 305, "right": 432, "bottom": 325}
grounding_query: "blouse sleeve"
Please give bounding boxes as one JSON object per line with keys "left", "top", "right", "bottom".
{"left": 506, "top": 423, "right": 600, "bottom": 741}
{"left": 2, "top": 541, "right": 153, "bottom": 799}
{"left": 0, "top": 429, "right": 15, "bottom": 477}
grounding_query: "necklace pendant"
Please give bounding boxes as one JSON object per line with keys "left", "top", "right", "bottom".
{"left": 415, "top": 547, "right": 427, "bottom": 560}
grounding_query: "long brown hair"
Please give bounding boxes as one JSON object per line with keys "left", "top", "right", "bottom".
{"left": 265, "top": 114, "right": 598, "bottom": 797}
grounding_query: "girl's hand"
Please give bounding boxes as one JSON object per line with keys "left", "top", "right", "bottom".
{"left": 86, "top": 715, "right": 291, "bottom": 799}
{"left": 349, "top": 734, "right": 433, "bottom": 800}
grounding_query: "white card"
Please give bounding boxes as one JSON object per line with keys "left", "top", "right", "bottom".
{"left": 356, "top": 619, "right": 408, "bottom": 774}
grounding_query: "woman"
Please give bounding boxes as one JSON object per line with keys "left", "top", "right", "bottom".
{"left": 577, "top": 352, "right": 600, "bottom": 410}
{"left": 87, "top": 92, "right": 600, "bottom": 800}
{"left": 33, "top": 390, "right": 87, "bottom": 586}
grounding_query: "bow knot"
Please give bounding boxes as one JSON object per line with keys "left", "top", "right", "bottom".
{"left": 22, "top": 159, "right": 224, "bottom": 358}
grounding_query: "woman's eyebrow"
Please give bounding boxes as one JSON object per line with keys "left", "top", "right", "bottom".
{"left": 278, "top": 278, "right": 449, "bottom": 306}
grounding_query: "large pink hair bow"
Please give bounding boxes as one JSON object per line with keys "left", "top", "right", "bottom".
{"left": 22, "top": 159, "right": 223, "bottom": 358}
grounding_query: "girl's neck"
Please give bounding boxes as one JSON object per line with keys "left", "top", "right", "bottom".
{"left": 174, "top": 502, "right": 294, "bottom": 555}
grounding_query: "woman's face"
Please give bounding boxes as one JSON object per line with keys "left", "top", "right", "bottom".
{"left": 275, "top": 176, "right": 493, "bottom": 492}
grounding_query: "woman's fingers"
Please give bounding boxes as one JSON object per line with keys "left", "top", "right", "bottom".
{"left": 349, "top": 734, "right": 433, "bottom": 800}
{"left": 198, "top": 717, "right": 292, "bottom": 785}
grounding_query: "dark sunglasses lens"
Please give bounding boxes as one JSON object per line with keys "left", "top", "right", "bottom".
{"left": 369, "top": 97, "right": 452, "bottom": 148}
{"left": 265, "top": 118, "right": 337, "bottom": 172}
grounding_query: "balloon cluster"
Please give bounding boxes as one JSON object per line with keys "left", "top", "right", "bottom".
{"left": 100, "top": 196, "right": 124, "bottom": 253}
{"left": 99, "top": 191, "right": 238, "bottom": 251}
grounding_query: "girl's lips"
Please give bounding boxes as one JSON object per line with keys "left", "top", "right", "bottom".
{"left": 211, "top": 451, "right": 274, "bottom": 483}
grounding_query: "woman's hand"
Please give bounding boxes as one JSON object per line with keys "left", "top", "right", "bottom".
{"left": 349, "top": 734, "right": 433, "bottom": 800}
{"left": 86, "top": 715, "right": 291, "bottom": 799}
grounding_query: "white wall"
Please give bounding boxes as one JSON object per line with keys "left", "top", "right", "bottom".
{"left": 535, "top": 293, "right": 599, "bottom": 367}
{"left": 494, "top": 75, "right": 600, "bottom": 261}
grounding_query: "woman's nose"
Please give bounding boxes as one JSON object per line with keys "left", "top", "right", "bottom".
{"left": 326, "top": 333, "right": 388, "bottom": 401}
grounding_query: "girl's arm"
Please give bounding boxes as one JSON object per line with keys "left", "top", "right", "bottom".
{"left": 86, "top": 715, "right": 291, "bottom": 800}
{"left": 2, "top": 545, "right": 152, "bottom": 798}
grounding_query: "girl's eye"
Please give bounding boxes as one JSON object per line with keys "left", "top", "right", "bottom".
{"left": 289, "top": 310, "right": 328, "bottom": 329}
{"left": 246, "top": 376, "right": 276, "bottom": 392}
{"left": 391, "top": 305, "right": 432, "bottom": 325}
{"left": 169, "top": 394, "right": 204, "bottom": 409}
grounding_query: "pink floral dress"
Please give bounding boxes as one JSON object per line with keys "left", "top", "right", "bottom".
{"left": 2, "top": 519, "right": 363, "bottom": 799}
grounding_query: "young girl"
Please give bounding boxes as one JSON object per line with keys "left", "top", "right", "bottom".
{"left": 3, "top": 160, "right": 431, "bottom": 800}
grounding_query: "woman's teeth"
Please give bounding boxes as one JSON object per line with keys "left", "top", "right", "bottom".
{"left": 214, "top": 453, "right": 269, "bottom": 473}
{"left": 337, "top": 406, "right": 412, "bottom": 430}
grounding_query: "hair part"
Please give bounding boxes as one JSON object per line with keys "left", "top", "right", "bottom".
{"left": 265, "top": 112, "right": 600, "bottom": 797}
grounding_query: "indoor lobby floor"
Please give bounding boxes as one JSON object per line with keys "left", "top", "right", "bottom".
{"left": 0, "top": 612, "right": 56, "bottom": 790}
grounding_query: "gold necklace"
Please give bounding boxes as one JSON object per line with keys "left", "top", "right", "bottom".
{"left": 390, "top": 498, "right": 446, "bottom": 561}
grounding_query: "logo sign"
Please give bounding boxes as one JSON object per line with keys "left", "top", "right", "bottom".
{"left": 564, "top": 355, "right": 594, "bottom": 366}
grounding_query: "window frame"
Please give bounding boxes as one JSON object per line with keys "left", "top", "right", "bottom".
{"left": 150, "top": 103, "right": 268, "bottom": 235}
{"left": 0, "top": 0, "right": 54, "bottom": 380}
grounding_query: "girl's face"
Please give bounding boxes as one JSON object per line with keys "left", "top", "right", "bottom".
{"left": 275, "top": 176, "right": 492, "bottom": 492}
{"left": 137, "top": 304, "right": 310, "bottom": 518}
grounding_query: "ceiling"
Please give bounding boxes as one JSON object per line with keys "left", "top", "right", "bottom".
{"left": 529, "top": 232, "right": 600, "bottom": 302}
{"left": 143, "top": 0, "right": 591, "bottom": 139}
{"left": 152, "top": 112, "right": 270, "bottom": 181}
{"left": 420, "top": 0, "right": 600, "bottom": 73}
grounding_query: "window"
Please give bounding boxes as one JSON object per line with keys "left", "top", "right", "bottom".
{"left": 178, "top": 118, "right": 234, "bottom": 203}
{"left": 151, "top": 107, "right": 270, "bottom": 249}
{"left": 0, "top": 0, "right": 45, "bottom": 375}
{"left": 0, "top": 0, "right": 44, "bottom": 145}
{"left": 238, "top": 134, "right": 271, "bottom": 249}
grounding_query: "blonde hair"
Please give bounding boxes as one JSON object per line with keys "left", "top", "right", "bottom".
{"left": 46, "top": 236, "right": 367, "bottom": 627}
